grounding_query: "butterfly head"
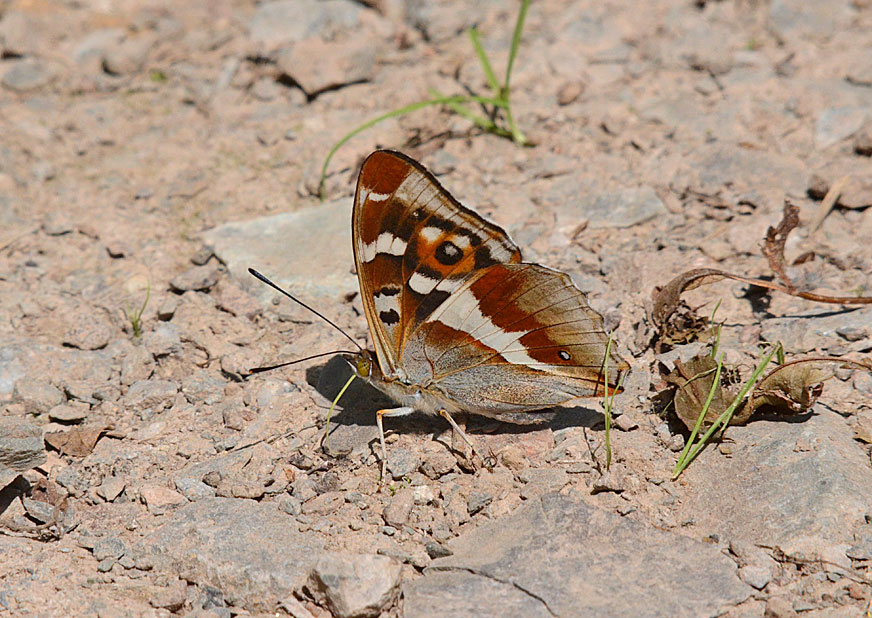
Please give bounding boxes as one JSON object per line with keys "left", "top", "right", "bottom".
{"left": 346, "top": 349, "right": 383, "bottom": 382}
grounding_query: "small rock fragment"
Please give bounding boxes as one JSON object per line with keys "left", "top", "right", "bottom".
{"left": 142, "top": 323, "right": 182, "bottom": 357}
{"left": 466, "top": 492, "right": 493, "bottom": 515}
{"left": 140, "top": 484, "right": 186, "bottom": 514}
{"left": 169, "top": 265, "right": 220, "bottom": 293}
{"left": 302, "top": 491, "right": 344, "bottom": 515}
{"left": 13, "top": 377, "right": 65, "bottom": 415}
{"left": 557, "top": 80, "right": 584, "bottom": 105}
{"left": 93, "top": 536, "right": 127, "bottom": 561}
{"left": 48, "top": 402, "right": 89, "bottom": 423}
{"left": 738, "top": 564, "right": 771, "bottom": 590}
{"left": 307, "top": 553, "right": 402, "bottom": 618}
{"left": 150, "top": 578, "right": 188, "bottom": 611}
{"left": 97, "top": 476, "right": 127, "bottom": 502}
{"left": 386, "top": 448, "right": 419, "bottom": 480}
{"left": 383, "top": 489, "right": 414, "bottom": 527}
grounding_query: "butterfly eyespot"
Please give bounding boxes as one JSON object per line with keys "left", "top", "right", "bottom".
{"left": 435, "top": 240, "right": 464, "bottom": 266}
{"left": 558, "top": 350, "right": 571, "bottom": 361}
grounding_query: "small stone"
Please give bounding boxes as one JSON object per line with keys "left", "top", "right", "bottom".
{"left": 2, "top": 58, "right": 51, "bottom": 91}
{"left": 466, "top": 492, "right": 493, "bottom": 515}
{"left": 498, "top": 445, "right": 527, "bottom": 471}
{"left": 173, "top": 477, "right": 215, "bottom": 501}
{"left": 140, "top": 484, "right": 186, "bottom": 514}
{"left": 591, "top": 468, "right": 627, "bottom": 494}
{"left": 170, "top": 265, "right": 220, "bottom": 293}
{"left": 855, "top": 130, "right": 872, "bottom": 157}
{"left": 23, "top": 498, "right": 55, "bottom": 524}
{"left": 42, "top": 214, "right": 74, "bottom": 236}
{"left": 557, "top": 80, "right": 584, "bottom": 105}
{"left": 412, "top": 485, "right": 435, "bottom": 505}
{"left": 815, "top": 107, "right": 868, "bottom": 150}
{"left": 96, "top": 558, "right": 116, "bottom": 572}
{"left": 13, "top": 378, "right": 64, "bottom": 415}
{"left": 48, "top": 402, "right": 89, "bottom": 423}
{"left": 191, "top": 246, "right": 214, "bottom": 266}
{"left": 123, "top": 380, "right": 178, "bottom": 412}
{"left": 102, "top": 38, "right": 149, "bottom": 75}
{"left": 63, "top": 309, "right": 112, "bottom": 350}
{"left": 279, "top": 495, "right": 303, "bottom": 516}
{"left": 614, "top": 413, "right": 638, "bottom": 431}
{"left": 764, "top": 596, "right": 797, "bottom": 618}
{"left": 425, "top": 542, "right": 452, "bottom": 559}
{"left": 383, "top": 489, "right": 414, "bottom": 527}
{"left": 420, "top": 447, "right": 456, "bottom": 479}
{"left": 150, "top": 579, "right": 188, "bottom": 611}
{"left": 738, "top": 564, "right": 771, "bottom": 590}
{"left": 181, "top": 370, "right": 226, "bottom": 405}
{"left": 142, "top": 324, "right": 182, "bottom": 357}
{"left": 32, "top": 161, "right": 56, "bottom": 182}
{"left": 386, "top": 448, "right": 419, "bottom": 480}
{"left": 156, "top": 296, "right": 178, "bottom": 321}
{"left": 93, "top": 536, "right": 127, "bottom": 561}
{"left": 302, "top": 491, "right": 344, "bottom": 515}
{"left": 97, "top": 476, "right": 127, "bottom": 502}
{"left": 307, "top": 553, "right": 402, "bottom": 618}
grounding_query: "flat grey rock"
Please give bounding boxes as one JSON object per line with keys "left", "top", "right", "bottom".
{"left": 201, "top": 198, "right": 356, "bottom": 306}
{"left": 760, "top": 306, "right": 872, "bottom": 355}
{"left": 307, "top": 553, "right": 402, "bottom": 618}
{"left": 581, "top": 186, "right": 667, "bottom": 229}
{"left": 404, "top": 493, "right": 751, "bottom": 617}
{"left": 677, "top": 408, "right": 872, "bottom": 545}
{"left": 815, "top": 106, "right": 869, "bottom": 149}
{"left": 248, "top": 0, "right": 361, "bottom": 49}
{"left": 0, "top": 418, "right": 46, "bottom": 480}
{"left": 1, "top": 58, "right": 51, "bottom": 91}
{"left": 138, "top": 498, "right": 324, "bottom": 611}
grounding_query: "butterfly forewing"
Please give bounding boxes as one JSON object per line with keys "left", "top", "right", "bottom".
{"left": 353, "top": 150, "right": 521, "bottom": 376}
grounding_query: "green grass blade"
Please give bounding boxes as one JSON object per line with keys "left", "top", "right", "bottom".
{"left": 319, "top": 94, "right": 505, "bottom": 200}
{"left": 468, "top": 27, "right": 501, "bottom": 96}
{"left": 673, "top": 344, "right": 780, "bottom": 477}
{"left": 504, "top": 0, "right": 530, "bottom": 94}
{"left": 673, "top": 353, "right": 724, "bottom": 476}
{"left": 322, "top": 373, "right": 356, "bottom": 451}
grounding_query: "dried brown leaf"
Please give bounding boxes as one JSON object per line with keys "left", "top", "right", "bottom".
{"left": 762, "top": 201, "right": 800, "bottom": 291}
{"left": 665, "top": 356, "right": 749, "bottom": 430}
{"left": 44, "top": 424, "right": 110, "bottom": 457}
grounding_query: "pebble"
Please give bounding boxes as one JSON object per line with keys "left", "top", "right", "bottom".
{"left": 173, "top": 477, "right": 215, "bottom": 502}
{"left": 13, "top": 378, "right": 64, "bottom": 415}
{"left": 466, "top": 492, "right": 493, "bottom": 515}
{"left": 48, "top": 402, "right": 89, "bottom": 423}
{"left": 22, "top": 498, "right": 55, "bottom": 523}
{"left": 93, "top": 536, "right": 127, "bottom": 561}
{"left": 142, "top": 323, "right": 182, "bottom": 357}
{"left": 97, "top": 476, "right": 127, "bottom": 502}
{"left": 614, "top": 413, "right": 639, "bottom": 432}
{"left": 383, "top": 489, "right": 414, "bottom": 527}
{"left": 738, "top": 564, "right": 771, "bottom": 590}
{"left": 169, "top": 265, "right": 220, "bottom": 293}
{"left": 1, "top": 58, "right": 51, "bottom": 91}
{"left": 425, "top": 542, "right": 452, "bottom": 559}
{"left": 140, "top": 484, "right": 186, "bottom": 514}
{"left": 123, "top": 380, "right": 179, "bottom": 412}
{"left": 386, "top": 448, "right": 419, "bottom": 480}
{"left": 419, "top": 447, "right": 456, "bottom": 479}
{"left": 557, "top": 80, "right": 584, "bottom": 105}
{"left": 301, "top": 491, "right": 344, "bottom": 515}
{"left": 307, "top": 553, "right": 402, "bottom": 618}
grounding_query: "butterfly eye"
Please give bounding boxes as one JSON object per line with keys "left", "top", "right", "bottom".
{"left": 558, "top": 350, "right": 571, "bottom": 361}
{"left": 356, "top": 356, "right": 371, "bottom": 377}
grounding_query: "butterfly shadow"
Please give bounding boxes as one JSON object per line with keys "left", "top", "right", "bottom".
{"left": 306, "top": 356, "right": 607, "bottom": 459}
{"left": 305, "top": 356, "right": 453, "bottom": 456}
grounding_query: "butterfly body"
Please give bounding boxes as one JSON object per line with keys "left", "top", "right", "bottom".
{"left": 350, "top": 150, "right": 629, "bottom": 444}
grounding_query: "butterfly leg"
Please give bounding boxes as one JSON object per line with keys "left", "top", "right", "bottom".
{"left": 438, "top": 409, "right": 494, "bottom": 470}
{"left": 376, "top": 406, "right": 415, "bottom": 491}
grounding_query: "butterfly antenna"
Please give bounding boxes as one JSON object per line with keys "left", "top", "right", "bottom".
{"left": 248, "top": 350, "right": 359, "bottom": 375}
{"left": 248, "top": 268, "right": 363, "bottom": 351}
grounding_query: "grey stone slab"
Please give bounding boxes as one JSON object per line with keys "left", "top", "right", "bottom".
{"left": 760, "top": 306, "right": 872, "bottom": 355}
{"left": 404, "top": 493, "right": 751, "bottom": 618}
{"left": 201, "top": 198, "right": 356, "bottom": 306}
{"left": 0, "top": 418, "right": 46, "bottom": 474}
{"left": 248, "top": 0, "right": 361, "bottom": 48}
{"left": 677, "top": 408, "right": 872, "bottom": 546}
{"left": 138, "top": 497, "right": 324, "bottom": 611}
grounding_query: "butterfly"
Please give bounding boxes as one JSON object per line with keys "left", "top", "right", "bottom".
{"left": 347, "top": 150, "right": 629, "bottom": 485}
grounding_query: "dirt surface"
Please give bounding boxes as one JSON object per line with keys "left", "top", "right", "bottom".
{"left": 1, "top": 0, "right": 872, "bottom": 616}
